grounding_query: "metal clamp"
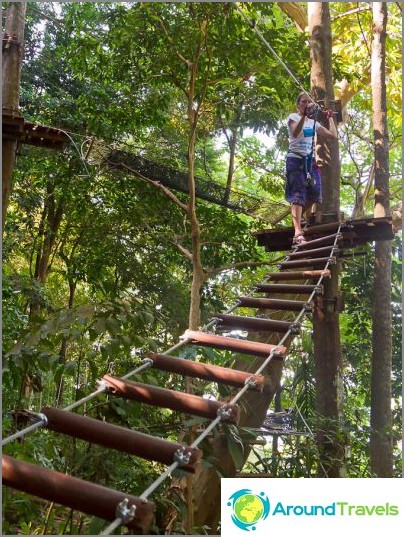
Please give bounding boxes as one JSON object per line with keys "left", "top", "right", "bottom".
{"left": 244, "top": 376, "right": 258, "bottom": 389}
{"left": 314, "top": 285, "right": 323, "bottom": 295}
{"left": 141, "top": 357, "right": 154, "bottom": 367}
{"left": 217, "top": 404, "right": 233, "bottom": 420}
{"left": 115, "top": 498, "right": 136, "bottom": 524}
{"left": 36, "top": 412, "right": 48, "bottom": 426}
{"left": 303, "top": 302, "right": 313, "bottom": 312}
{"left": 174, "top": 446, "right": 192, "bottom": 466}
{"left": 289, "top": 322, "right": 301, "bottom": 334}
{"left": 96, "top": 378, "right": 109, "bottom": 391}
{"left": 327, "top": 257, "right": 337, "bottom": 265}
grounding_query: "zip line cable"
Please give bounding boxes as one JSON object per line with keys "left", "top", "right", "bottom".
{"left": 233, "top": 2, "right": 316, "bottom": 105}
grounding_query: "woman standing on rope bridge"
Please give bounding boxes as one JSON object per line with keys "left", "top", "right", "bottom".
{"left": 286, "top": 92, "right": 338, "bottom": 245}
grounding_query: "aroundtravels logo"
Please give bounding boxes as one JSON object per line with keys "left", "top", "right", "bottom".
{"left": 222, "top": 479, "right": 403, "bottom": 536}
{"left": 227, "top": 489, "right": 270, "bottom": 531}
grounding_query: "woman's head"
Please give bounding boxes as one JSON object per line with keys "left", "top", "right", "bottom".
{"left": 296, "top": 92, "right": 310, "bottom": 107}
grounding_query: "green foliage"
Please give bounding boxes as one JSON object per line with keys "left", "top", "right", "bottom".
{"left": 2, "top": 1, "right": 402, "bottom": 534}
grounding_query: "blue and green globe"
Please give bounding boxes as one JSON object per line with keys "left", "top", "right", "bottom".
{"left": 228, "top": 489, "right": 270, "bottom": 531}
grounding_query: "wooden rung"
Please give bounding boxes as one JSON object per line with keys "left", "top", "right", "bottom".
{"left": 102, "top": 375, "right": 240, "bottom": 425}
{"left": 2, "top": 455, "right": 155, "bottom": 533}
{"left": 304, "top": 222, "right": 342, "bottom": 235}
{"left": 216, "top": 314, "right": 295, "bottom": 334}
{"left": 291, "top": 232, "right": 341, "bottom": 250}
{"left": 266, "top": 270, "right": 331, "bottom": 281}
{"left": 148, "top": 353, "right": 264, "bottom": 391}
{"left": 287, "top": 245, "right": 336, "bottom": 260}
{"left": 41, "top": 407, "right": 201, "bottom": 473}
{"left": 183, "top": 330, "right": 286, "bottom": 358}
{"left": 278, "top": 257, "right": 336, "bottom": 269}
{"left": 255, "top": 283, "right": 321, "bottom": 294}
{"left": 238, "top": 297, "right": 310, "bottom": 311}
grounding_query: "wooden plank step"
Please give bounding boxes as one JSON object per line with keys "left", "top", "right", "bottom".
{"left": 266, "top": 270, "right": 331, "bottom": 281}
{"left": 102, "top": 375, "right": 240, "bottom": 424}
{"left": 292, "top": 232, "right": 342, "bottom": 250}
{"left": 278, "top": 256, "right": 337, "bottom": 269}
{"left": 216, "top": 314, "right": 297, "bottom": 334}
{"left": 287, "top": 245, "right": 336, "bottom": 260}
{"left": 304, "top": 221, "right": 342, "bottom": 235}
{"left": 41, "top": 407, "right": 201, "bottom": 473}
{"left": 2, "top": 455, "right": 155, "bottom": 533}
{"left": 238, "top": 297, "right": 311, "bottom": 311}
{"left": 255, "top": 283, "right": 321, "bottom": 295}
{"left": 183, "top": 329, "right": 286, "bottom": 358}
{"left": 147, "top": 353, "right": 264, "bottom": 391}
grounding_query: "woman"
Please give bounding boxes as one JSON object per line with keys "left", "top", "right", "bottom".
{"left": 286, "top": 92, "right": 338, "bottom": 245}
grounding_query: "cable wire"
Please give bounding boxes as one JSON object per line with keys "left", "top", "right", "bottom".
{"left": 233, "top": 3, "right": 316, "bottom": 104}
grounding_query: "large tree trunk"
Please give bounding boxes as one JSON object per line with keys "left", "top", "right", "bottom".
{"left": 187, "top": 58, "right": 205, "bottom": 332}
{"left": 2, "top": 2, "right": 26, "bottom": 234}
{"left": 370, "top": 2, "right": 393, "bottom": 477}
{"left": 308, "top": 2, "right": 344, "bottom": 478}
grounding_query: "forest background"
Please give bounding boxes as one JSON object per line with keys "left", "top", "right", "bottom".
{"left": 2, "top": 2, "right": 402, "bottom": 535}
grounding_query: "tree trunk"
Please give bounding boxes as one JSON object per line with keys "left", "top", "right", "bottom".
{"left": 2, "top": 2, "right": 26, "bottom": 234}
{"left": 187, "top": 61, "right": 205, "bottom": 332}
{"left": 370, "top": 1, "right": 393, "bottom": 477}
{"left": 308, "top": 2, "right": 344, "bottom": 478}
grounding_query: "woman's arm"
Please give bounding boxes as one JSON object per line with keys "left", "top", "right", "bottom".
{"left": 289, "top": 114, "right": 305, "bottom": 137}
{"left": 317, "top": 111, "right": 338, "bottom": 140}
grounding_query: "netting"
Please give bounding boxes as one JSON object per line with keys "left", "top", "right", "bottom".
{"left": 104, "top": 148, "right": 290, "bottom": 225}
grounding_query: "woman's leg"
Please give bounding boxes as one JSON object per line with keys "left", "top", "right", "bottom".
{"left": 291, "top": 203, "right": 303, "bottom": 237}
{"left": 305, "top": 202, "right": 314, "bottom": 221}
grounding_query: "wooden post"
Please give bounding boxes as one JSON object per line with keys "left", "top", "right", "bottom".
{"left": 2, "top": 2, "right": 26, "bottom": 233}
{"left": 308, "top": 2, "right": 344, "bottom": 477}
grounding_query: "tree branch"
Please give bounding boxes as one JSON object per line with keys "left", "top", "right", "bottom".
{"left": 110, "top": 160, "right": 188, "bottom": 212}
{"left": 205, "top": 258, "right": 283, "bottom": 281}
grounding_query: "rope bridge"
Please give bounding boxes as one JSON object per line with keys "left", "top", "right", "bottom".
{"left": 2, "top": 218, "right": 394, "bottom": 534}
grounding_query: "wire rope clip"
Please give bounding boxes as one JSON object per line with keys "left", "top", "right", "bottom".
{"left": 327, "top": 257, "right": 337, "bottom": 265}
{"left": 244, "top": 376, "right": 258, "bottom": 389}
{"left": 303, "top": 302, "right": 314, "bottom": 312}
{"left": 217, "top": 404, "right": 233, "bottom": 421}
{"left": 36, "top": 412, "right": 49, "bottom": 426}
{"left": 289, "top": 322, "right": 301, "bottom": 334}
{"left": 96, "top": 378, "right": 109, "bottom": 391}
{"left": 272, "top": 348, "right": 284, "bottom": 360}
{"left": 314, "top": 285, "right": 323, "bottom": 295}
{"left": 173, "top": 446, "right": 192, "bottom": 467}
{"left": 115, "top": 498, "right": 136, "bottom": 525}
{"left": 141, "top": 357, "right": 154, "bottom": 367}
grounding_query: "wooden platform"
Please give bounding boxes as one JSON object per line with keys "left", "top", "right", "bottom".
{"left": 2, "top": 111, "right": 68, "bottom": 150}
{"left": 254, "top": 217, "right": 394, "bottom": 252}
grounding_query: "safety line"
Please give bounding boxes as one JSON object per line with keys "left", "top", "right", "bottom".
{"left": 233, "top": 3, "right": 316, "bottom": 104}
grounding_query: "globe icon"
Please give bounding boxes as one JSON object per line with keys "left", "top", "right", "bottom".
{"left": 234, "top": 493, "right": 264, "bottom": 525}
